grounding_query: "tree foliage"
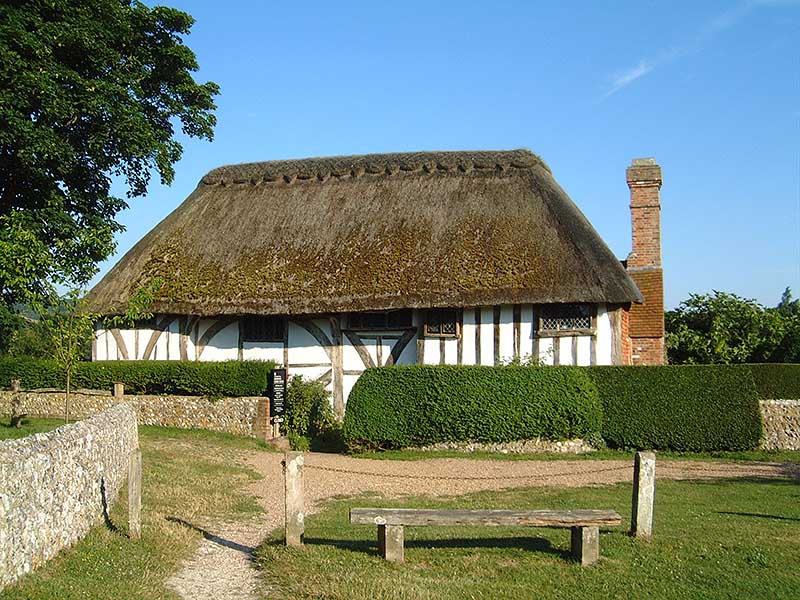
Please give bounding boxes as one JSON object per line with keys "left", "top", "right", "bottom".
{"left": 0, "top": 0, "right": 218, "bottom": 312}
{"left": 666, "top": 289, "right": 800, "bottom": 364}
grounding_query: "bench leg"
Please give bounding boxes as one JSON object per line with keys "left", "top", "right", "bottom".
{"left": 571, "top": 526, "right": 599, "bottom": 566}
{"left": 377, "top": 524, "right": 404, "bottom": 562}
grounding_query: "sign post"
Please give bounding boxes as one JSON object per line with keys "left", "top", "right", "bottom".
{"left": 269, "top": 368, "right": 287, "bottom": 438}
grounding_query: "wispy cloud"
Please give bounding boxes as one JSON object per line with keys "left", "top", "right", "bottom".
{"left": 602, "top": 0, "right": 796, "bottom": 99}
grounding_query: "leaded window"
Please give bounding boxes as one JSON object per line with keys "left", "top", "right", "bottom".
{"left": 424, "top": 309, "right": 460, "bottom": 337}
{"left": 539, "top": 304, "right": 593, "bottom": 333}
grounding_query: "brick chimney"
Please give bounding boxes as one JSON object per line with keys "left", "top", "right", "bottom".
{"left": 626, "top": 158, "right": 665, "bottom": 365}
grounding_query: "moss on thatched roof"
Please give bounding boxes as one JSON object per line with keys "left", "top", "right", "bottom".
{"left": 86, "top": 149, "right": 643, "bottom": 316}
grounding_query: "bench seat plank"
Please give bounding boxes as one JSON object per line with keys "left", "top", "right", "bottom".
{"left": 350, "top": 508, "right": 621, "bottom": 528}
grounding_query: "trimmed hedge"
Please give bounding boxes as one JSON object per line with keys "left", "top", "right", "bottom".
{"left": 746, "top": 363, "right": 800, "bottom": 399}
{"left": 0, "top": 358, "right": 274, "bottom": 397}
{"left": 343, "top": 365, "right": 602, "bottom": 451}
{"left": 588, "top": 365, "right": 762, "bottom": 451}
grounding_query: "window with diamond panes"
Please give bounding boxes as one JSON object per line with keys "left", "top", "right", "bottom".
{"left": 424, "top": 309, "right": 459, "bottom": 336}
{"left": 540, "top": 304, "right": 592, "bottom": 332}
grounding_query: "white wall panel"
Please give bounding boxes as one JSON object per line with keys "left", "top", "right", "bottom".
{"left": 461, "top": 309, "right": 477, "bottom": 365}
{"left": 200, "top": 321, "right": 239, "bottom": 362}
{"left": 499, "top": 305, "right": 514, "bottom": 363}
{"left": 288, "top": 322, "right": 329, "bottom": 365}
{"left": 538, "top": 337, "right": 554, "bottom": 365}
{"left": 444, "top": 338, "right": 458, "bottom": 364}
{"left": 595, "top": 304, "right": 612, "bottom": 365}
{"left": 559, "top": 336, "right": 574, "bottom": 366}
{"left": 480, "top": 307, "right": 494, "bottom": 365}
{"left": 167, "top": 319, "right": 181, "bottom": 360}
{"left": 576, "top": 336, "right": 591, "bottom": 366}
{"left": 243, "top": 342, "right": 283, "bottom": 364}
{"left": 395, "top": 335, "right": 417, "bottom": 365}
{"left": 520, "top": 304, "right": 534, "bottom": 362}
{"left": 423, "top": 337, "right": 440, "bottom": 365}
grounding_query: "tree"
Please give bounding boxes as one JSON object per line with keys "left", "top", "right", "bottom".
{"left": 666, "top": 290, "right": 799, "bottom": 364}
{"left": 0, "top": 0, "right": 218, "bottom": 318}
{"left": 41, "top": 290, "right": 96, "bottom": 422}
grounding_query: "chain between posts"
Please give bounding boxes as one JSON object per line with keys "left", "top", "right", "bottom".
{"left": 303, "top": 463, "right": 632, "bottom": 481}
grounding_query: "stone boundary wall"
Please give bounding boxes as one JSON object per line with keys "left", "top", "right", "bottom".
{"left": 414, "top": 438, "right": 594, "bottom": 454}
{"left": 760, "top": 400, "right": 800, "bottom": 450}
{"left": 0, "top": 404, "right": 138, "bottom": 590}
{"left": 0, "top": 390, "right": 269, "bottom": 438}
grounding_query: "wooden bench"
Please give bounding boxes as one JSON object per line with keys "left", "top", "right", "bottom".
{"left": 350, "top": 508, "right": 621, "bottom": 566}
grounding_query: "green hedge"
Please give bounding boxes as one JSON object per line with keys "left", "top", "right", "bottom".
{"left": 746, "top": 363, "right": 800, "bottom": 399}
{"left": 588, "top": 365, "right": 762, "bottom": 451}
{"left": 0, "top": 358, "right": 274, "bottom": 397}
{"left": 343, "top": 365, "right": 602, "bottom": 451}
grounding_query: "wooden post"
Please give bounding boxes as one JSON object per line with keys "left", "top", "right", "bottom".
{"left": 113, "top": 382, "right": 125, "bottom": 398}
{"left": 631, "top": 451, "right": 656, "bottom": 538}
{"left": 284, "top": 451, "right": 304, "bottom": 546}
{"left": 11, "top": 378, "right": 20, "bottom": 393}
{"left": 128, "top": 448, "right": 142, "bottom": 540}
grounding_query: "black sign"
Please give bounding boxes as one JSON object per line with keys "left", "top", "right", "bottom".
{"left": 269, "top": 368, "right": 287, "bottom": 422}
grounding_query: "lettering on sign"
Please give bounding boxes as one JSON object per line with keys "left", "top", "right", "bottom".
{"left": 269, "top": 368, "right": 287, "bottom": 423}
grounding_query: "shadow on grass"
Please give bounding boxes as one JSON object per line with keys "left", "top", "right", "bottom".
{"left": 166, "top": 517, "right": 256, "bottom": 555}
{"left": 716, "top": 511, "right": 800, "bottom": 522}
{"left": 301, "top": 535, "right": 572, "bottom": 560}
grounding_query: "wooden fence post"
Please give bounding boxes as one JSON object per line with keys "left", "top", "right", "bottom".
{"left": 113, "top": 382, "right": 125, "bottom": 398}
{"left": 11, "top": 378, "right": 20, "bottom": 393}
{"left": 631, "top": 451, "right": 656, "bottom": 538}
{"left": 129, "top": 448, "right": 142, "bottom": 540}
{"left": 284, "top": 451, "right": 304, "bottom": 546}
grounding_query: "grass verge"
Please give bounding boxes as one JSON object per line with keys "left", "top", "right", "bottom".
{"left": 256, "top": 477, "right": 800, "bottom": 600}
{"left": 2, "top": 420, "right": 267, "bottom": 599}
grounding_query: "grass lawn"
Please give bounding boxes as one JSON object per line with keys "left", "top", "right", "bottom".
{"left": 1, "top": 420, "right": 270, "bottom": 600}
{"left": 354, "top": 447, "right": 800, "bottom": 464}
{"left": 256, "top": 477, "right": 800, "bottom": 600}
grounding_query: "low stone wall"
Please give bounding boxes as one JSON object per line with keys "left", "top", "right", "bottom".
{"left": 760, "top": 400, "right": 800, "bottom": 450}
{"left": 414, "top": 438, "right": 595, "bottom": 454}
{"left": 0, "top": 390, "right": 268, "bottom": 438}
{"left": 0, "top": 404, "right": 138, "bottom": 590}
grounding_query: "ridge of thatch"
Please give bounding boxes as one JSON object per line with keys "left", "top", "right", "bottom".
{"left": 86, "top": 149, "right": 643, "bottom": 317}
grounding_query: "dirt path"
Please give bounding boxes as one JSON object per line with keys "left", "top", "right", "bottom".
{"left": 167, "top": 452, "right": 799, "bottom": 600}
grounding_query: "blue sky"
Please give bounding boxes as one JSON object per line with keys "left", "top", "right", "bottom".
{"left": 97, "top": 0, "right": 800, "bottom": 309}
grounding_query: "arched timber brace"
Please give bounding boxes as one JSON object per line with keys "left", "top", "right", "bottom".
{"left": 110, "top": 329, "right": 129, "bottom": 360}
{"left": 386, "top": 329, "right": 416, "bottom": 366}
{"left": 141, "top": 316, "right": 177, "bottom": 360}
{"left": 196, "top": 317, "right": 236, "bottom": 360}
{"left": 343, "top": 331, "right": 377, "bottom": 370}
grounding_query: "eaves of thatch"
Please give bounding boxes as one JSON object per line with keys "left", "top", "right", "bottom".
{"left": 86, "top": 149, "right": 644, "bottom": 317}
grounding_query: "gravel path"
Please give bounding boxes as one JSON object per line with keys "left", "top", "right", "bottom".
{"left": 167, "top": 452, "right": 799, "bottom": 600}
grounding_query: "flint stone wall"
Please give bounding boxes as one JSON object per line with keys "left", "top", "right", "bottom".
{"left": 0, "top": 390, "right": 266, "bottom": 438}
{"left": 0, "top": 404, "right": 138, "bottom": 590}
{"left": 760, "top": 400, "right": 800, "bottom": 450}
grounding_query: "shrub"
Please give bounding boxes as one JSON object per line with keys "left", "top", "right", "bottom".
{"left": 284, "top": 376, "right": 341, "bottom": 451}
{"left": 0, "top": 358, "right": 274, "bottom": 397}
{"left": 343, "top": 365, "right": 602, "bottom": 452}
{"left": 588, "top": 365, "right": 762, "bottom": 451}
{"left": 746, "top": 363, "right": 800, "bottom": 399}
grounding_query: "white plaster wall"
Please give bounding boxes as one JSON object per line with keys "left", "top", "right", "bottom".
{"left": 479, "top": 307, "right": 494, "bottom": 365}
{"left": 242, "top": 342, "right": 283, "bottom": 363}
{"left": 576, "top": 336, "right": 592, "bottom": 366}
{"left": 538, "top": 337, "right": 555, "bottom": 365}
{"left": 423, "top": 337, "right": 440, "bottom": 365}
{"left": 444, "top": 337, "right": 458, "bottom": 364}
{"left": 595, "top": 304, "right": 612, "bottom": 365}
{"left": 558, "top": 337, "right": 573, "bottom": 365}
{"left": 520, "top": 304, "right": 535, "bottom": 361}
{"left": 198, "top": 321, "right": 238, "bottom": 361}
{"left": 461, "top": 308, "right": 477, "bottom": 366}
{"left": 288, "top": 321, "right": 329, "bottom": 366}
{"left": 498, "top": 305, "right": 514, "bottom": 363}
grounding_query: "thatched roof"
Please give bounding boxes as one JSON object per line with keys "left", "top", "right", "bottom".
{"left": 86, "top": 149, "right": 643, "bottom": 316}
